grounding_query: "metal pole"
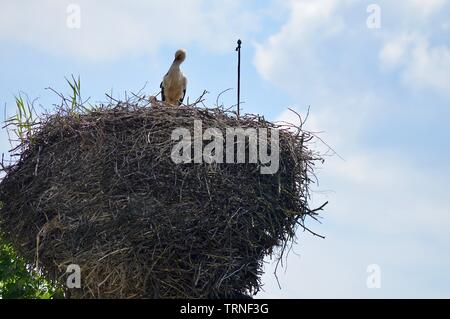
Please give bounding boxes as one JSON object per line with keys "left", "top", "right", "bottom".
{"left": 236, "top": 39, "right": 242, "bottom": 118}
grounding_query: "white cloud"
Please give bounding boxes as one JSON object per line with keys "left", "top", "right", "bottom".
{"left": 0, "top": 0, "right": 261, "bottom": 61}
{"left": 379, "top": 33, "right": 450, "bottom": 97}
{"left": 442, "top": 20, "right": 450, "bottom": 31}
{"left": 402, "top": 40, "right": 450, "bottom": 95}
{"left": 276, "top": 105, "right": 450, "bottom": 243}
{"left": 275, "top": 92, "right": 381, "bottom": 152}
{"left": 254, "top": 0, "right": 346, "bottom": 92}
{"left": 259, "top": 106, "right": 450, "bottom": 297}
{"left": 379, "top": 33, "right": 416, "bottom": 69}
{"left": 255, "top": 0, "right": 450, "bottom": 100}
{"left": 407, "top": 0, "right": 448, "bottom": 18}
{"left": 377, "top": 0, "right": 449, "bottom": 24}
{"left": 254, "top": 0, "right": 450, "bottom": 297}
{"left": 376, "top": 0, "right": 450, "bottom": 97}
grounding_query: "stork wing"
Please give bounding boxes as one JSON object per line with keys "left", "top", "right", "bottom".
{"left": 178, "top": 76, "right": 187, "bottom": 105}
{"left": 160, "top": 81, "right": 166, "bottom": 102}
{"left": 179, "top": 89, "right": 186, "bottom": 105}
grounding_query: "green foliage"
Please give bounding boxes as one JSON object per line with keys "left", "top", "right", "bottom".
{"left": 4, "top": 94, "right": 37, "bottom": 143}
{"left": 0, "top": 232, "right": 63, "bottom": 299}
{"left": 1, "top": 77, "right": 86, "bottom": 299}
{"left": 5, "top": 76, "right": 84, "bottom": 146}
{"left": 65, "top": 74, "right": 82, "bottom": 114}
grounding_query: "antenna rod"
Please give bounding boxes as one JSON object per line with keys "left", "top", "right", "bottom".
{"left": 236, "top": 39, "right": 242, "bottom": 118}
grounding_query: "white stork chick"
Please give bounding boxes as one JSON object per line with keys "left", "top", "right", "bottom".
{"left": 160, "top": 49, "right": 187, "bottom": 106}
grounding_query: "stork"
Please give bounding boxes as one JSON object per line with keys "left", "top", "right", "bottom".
{"left": 160, "top": 49, "right": 187, "bottom": 106}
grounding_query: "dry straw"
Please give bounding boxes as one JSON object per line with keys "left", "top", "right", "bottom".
{"left": 0, "top": 92, "right": 325, "bottom": 298}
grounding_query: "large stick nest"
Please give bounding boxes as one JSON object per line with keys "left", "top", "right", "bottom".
{"left": 0, "top": 98, "right": 324, "bottom": 299}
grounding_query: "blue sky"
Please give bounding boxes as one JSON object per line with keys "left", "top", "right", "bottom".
{"left": 1, "top": 0, "right": 450, "bottom": 298}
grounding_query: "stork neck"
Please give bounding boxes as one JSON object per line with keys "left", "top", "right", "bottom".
{"left": 172, "top": 60, "right": 183, "bottom": 68}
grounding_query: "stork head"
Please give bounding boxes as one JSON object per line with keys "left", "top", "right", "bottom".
{"left": 174, "top": 49, "right": 187, "bottom": 63}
